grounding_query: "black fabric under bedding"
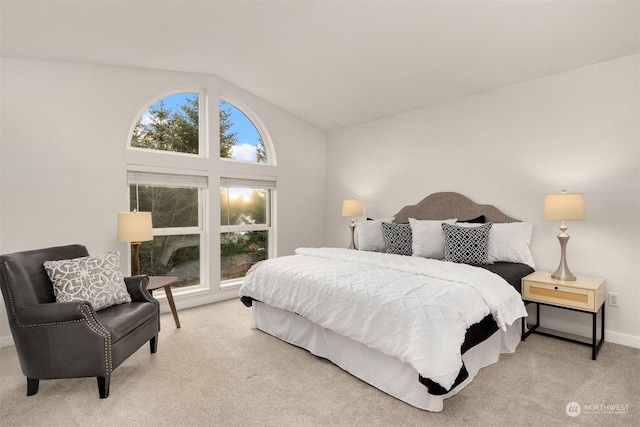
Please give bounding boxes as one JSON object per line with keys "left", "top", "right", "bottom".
{"left": 479, "top": 262, "right": 534, "bottom": 293}
{"left": 420, "top": 262, "right": 534, "bottom": 395}
{"left": 241, "top": 261, "right": 534, "bottom": 397}
{"left": 419, "top": 313, "right": 499, "bottom": 394}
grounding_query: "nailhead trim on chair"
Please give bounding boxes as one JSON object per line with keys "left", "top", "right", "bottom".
{"left": 80, "top": 304, "right": 112, "bottom": 376}
{"left": 1, "top": 262, "right": 19, "bottom": 324}
{"left": 19, "top": 319, "right": 85, "bottom": 327}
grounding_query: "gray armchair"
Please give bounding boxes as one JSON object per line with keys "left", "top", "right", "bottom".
{"left": 0, "top": 244, "right": 160, "bottom": 398}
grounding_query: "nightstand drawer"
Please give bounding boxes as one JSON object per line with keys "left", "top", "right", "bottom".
{"left": 522, "top": 272, "right": 605, "bottom": 312}
{"left": 523, "top": 281, "right": 592, "bottom": 310}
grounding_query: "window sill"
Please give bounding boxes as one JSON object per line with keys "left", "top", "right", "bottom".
{"left": 220, "top": 278, "right": 243, "bottom": 290}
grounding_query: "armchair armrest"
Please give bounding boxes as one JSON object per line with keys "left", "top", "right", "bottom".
{"left": 124, "top": 276, "right": 154, "bottom": 303}
{"left": 16, "top": 301, "right": 89, "bottom": 326}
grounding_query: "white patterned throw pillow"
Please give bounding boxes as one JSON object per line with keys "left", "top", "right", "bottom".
{"left": 44, "top": 250, "right": 131, "bottom": 311}
{"left": 442, "top": 223, "right": 493, "bottom": 265}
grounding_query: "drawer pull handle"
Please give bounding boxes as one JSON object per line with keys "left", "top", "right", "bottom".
{"left": 554, "top": 286, "right": 558, "bottom": 290}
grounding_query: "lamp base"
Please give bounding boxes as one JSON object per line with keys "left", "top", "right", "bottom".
{"left": 132, "top": 242, "right": 142, "bottom": 276}
{"left": 551, "top": 267, "right": 576, "bottom": 282}
{"left": 551, "top": 234, "right": 576, "bottom": 281}
{"left": 348, "top": 220, "right": 358, "bottom": 250}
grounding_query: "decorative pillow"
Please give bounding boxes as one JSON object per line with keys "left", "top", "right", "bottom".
{"left": 487, "top": 222, "right": 536, "bottom": 268}
{"left": 356, "top": 217, "right": 394, "bottom": 252}
{"left": 408, "top": 218, "right": 457, "bottom": 259}
{"left": 381, "top": 222, "right": 413, "bottom": 256}
{"left": 44, "top": 250, "right": 131, "bottom": 311}
{"left": 442, "top": 223, "right": 493, "bottom": 265}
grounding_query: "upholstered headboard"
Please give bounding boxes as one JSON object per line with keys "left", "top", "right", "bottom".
{"left": 393, "top": 192, "right": 519, "bottom": 224}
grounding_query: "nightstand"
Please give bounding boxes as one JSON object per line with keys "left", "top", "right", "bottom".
{"left": 521, "top": 271, "right": 606, "bottom": 360}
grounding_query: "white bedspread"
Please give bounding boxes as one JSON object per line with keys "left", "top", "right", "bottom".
{"left": 240, "top": 247, "right": 527, "bottom": 389}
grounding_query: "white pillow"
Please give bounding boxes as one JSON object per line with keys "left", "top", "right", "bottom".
{"left": 356, "top": 217, "right": 394, "bottom": 252}
{"left": 486, "top": 222, "right": 536, "bottom": 268}
{"left": 409, "top": 218, "right": 457, "bottom": 259}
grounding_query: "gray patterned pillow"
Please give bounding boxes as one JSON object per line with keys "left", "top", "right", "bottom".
{"left": 442, "top": 223, "right": 493, "bottom": 265}
{"left": 44, "top": 250, "right": 131, "bottom": 311}
{"left": 381, "top": 222, "right": 413, "bottom": 256}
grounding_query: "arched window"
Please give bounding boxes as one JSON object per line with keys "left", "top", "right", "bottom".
{"left": 220, "top": 99, "right": 270, "bottom": 164}
{"left": 131, "top": 92, "right": 202, "bottom": 155}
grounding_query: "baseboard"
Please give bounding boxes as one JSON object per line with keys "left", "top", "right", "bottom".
{"left": 602, "top": 330, "right": 640, "bottom": 349}
{"left": 0, "top": 335, "right": 14, "bottom": 348}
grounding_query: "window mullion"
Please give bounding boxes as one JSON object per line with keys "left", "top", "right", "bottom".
{"left": 221, "top": 225, "right": 270, "bottom": 233}
{"left": 153, "top": 227, "right": 203, "bottom": 236}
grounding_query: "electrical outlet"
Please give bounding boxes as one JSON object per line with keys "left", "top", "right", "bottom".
{"left": 608, "top": 292, "right": 619, "bottom": 307}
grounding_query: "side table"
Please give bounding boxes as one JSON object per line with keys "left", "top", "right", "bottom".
{"left": 147, "top": 276, "right": 181, "bottom": 328}
{"left": 521, "top": 271, "right": 605, "bottom": 360}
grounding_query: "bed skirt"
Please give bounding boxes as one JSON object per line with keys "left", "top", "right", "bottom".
{"left": 251, "top": 301, "right": 522, "bottom": 412}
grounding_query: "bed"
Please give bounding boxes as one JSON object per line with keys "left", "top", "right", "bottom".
{"left": 240, "top": 192, "right": 535, "bottom": 412}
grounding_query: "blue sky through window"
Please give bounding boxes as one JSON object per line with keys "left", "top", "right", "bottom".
{"left": 220, "top": 100, "right": 262, "bottom": 162}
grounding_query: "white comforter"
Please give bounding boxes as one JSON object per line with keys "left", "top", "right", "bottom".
{"left": 240, "top": 247, "right": 527, "bottom": 389}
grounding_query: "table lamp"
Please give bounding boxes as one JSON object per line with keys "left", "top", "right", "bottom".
{"left": 543, "top": 190, "right": 586, "bottom": 281}
{"left": 342, "top": 199, "right": 363, "bottom": 250}
{"left": 117, "top": 210, "right": 153, "bottom": 276}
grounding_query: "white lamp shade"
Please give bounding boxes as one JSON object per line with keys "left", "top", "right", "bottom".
{"left": 543, "top": 193, "right": 586, "bottom": 220}
{"left": 342, "top": 199, "right": 363, "bottom": 217}
{"left": 117, "top": 211, "right": 153, "bottom": 243}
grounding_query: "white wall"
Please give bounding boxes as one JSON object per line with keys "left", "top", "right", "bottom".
{"left": 326, "top": 55, "right": 640, "bottom": 348}
{"left": 0, "top": 58, "right": 327, "bottom": 346}
{"left": 2, "top": 55, "right": 638, "bottom": 350}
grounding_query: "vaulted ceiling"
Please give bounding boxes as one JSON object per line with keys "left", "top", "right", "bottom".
{"left": 2, "top": 1, "right": 638, "bottom": 131}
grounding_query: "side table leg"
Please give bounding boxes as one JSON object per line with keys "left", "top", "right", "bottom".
{"left": 601, "top": 303, "right": 605, "bottom": 343}
{"left": 592, "top": 304, "right": 605, "bottom": 360}
{"left": 163, "top": 285, "right": 182, "bottom": 328}
{"left": 521, "top": 302, "right": 540, "bottom": 340}
{"left": 592, "top": 311, "right": 597, "bottom": 360}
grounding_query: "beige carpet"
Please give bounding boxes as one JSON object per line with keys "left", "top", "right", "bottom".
{"left": 1, "top": 298, "right": 638, "bottom": 426}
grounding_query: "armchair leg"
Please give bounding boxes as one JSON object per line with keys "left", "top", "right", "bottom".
{"left": 150, "top": 335, "right": 158, "bottom": 353}
{"left": 97, "top": 376, "right": 110, "bottom": 398}
{"left": 26, "top": 378, "right": 39, "bottom": 396}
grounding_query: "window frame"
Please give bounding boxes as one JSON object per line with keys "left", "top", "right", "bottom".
{"left": 219, "top": 177, "right": 276, "bottom": 288}
{"left": 125, "top": 88, "right": 277, "bottom": 299}
{"left": 127, "top": 170, "right": 209, "bottom": 292}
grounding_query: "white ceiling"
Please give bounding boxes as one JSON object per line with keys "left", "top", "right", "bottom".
{"left": 1, "top": 1, "right": 638, "bottom": 132}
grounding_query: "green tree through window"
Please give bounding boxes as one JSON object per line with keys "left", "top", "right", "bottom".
{"left": 131, "top": 94, "right": 267, "bottom": 162}
{"left": 132, "top": 93, "right": 200, "bottom": 154}
{"left": 130, "top": 182, "right": 202, "bottom": 287}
